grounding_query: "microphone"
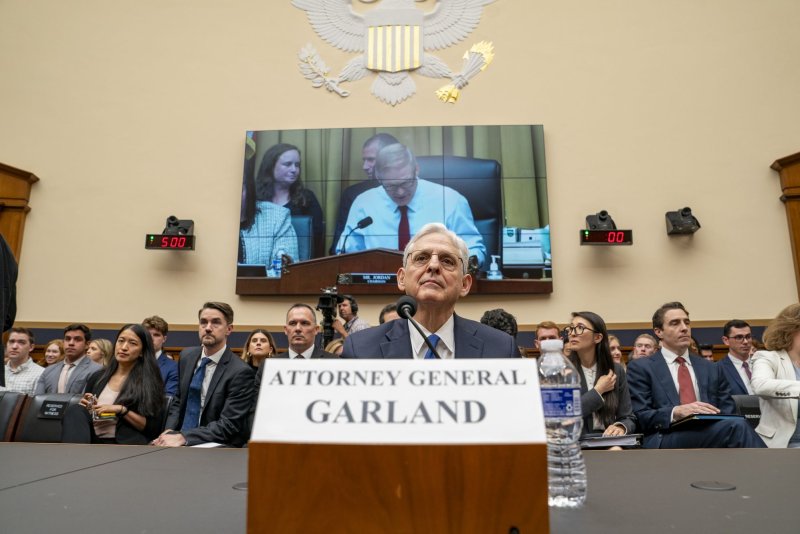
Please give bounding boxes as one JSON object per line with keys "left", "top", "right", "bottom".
{"left": 396, "top": 295, "right": 441, "bottom": 359}
{"left": 339, "top": 216, "right": 373, "bottom": 254}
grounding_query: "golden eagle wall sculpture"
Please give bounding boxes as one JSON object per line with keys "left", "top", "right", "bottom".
{"left": 293, "top": 0, "right": 496, "bottom": 106}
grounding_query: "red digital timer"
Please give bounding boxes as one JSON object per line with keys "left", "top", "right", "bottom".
{"left": 580, "top": 229, "right": 633, "bottom": 246}
{"left": 145, "top": 234, "right": 196, "bottom": 250}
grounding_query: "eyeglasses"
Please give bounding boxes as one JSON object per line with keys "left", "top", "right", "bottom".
{"left": 563, "top": 324, "right": 597, "bottom": 336}
{"left": 407, "top": 250, "right": 463, "bottom": 272}
{"left": 380, "top": 177, "right": 417, "bottom": 193}
{"left": 727, "top": 334, "right": 752, "bottom": 342}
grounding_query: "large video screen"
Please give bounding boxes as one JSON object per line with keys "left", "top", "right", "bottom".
{"left": 237, "top": 125, "right": 550, "bottom": 292}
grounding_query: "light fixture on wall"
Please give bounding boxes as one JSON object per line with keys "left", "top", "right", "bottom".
{"left": 585, "top": 210, "right": 616, "bottom": 230}
{"left": 665, "top": 207, "right": 701, "bottom": 235}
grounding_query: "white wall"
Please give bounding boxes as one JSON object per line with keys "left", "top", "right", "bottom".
{"left": 1, "top": 0, "right": 797, "bottom": 329}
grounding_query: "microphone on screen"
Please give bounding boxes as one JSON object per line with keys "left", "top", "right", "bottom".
{"left": 339, "top": 216, "right": 373, "bottom": 255}
{"left": 396, "top": 295, "right": 441, "bottom": 360}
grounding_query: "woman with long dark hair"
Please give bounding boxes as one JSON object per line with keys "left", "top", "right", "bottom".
{"left": 62, "top": 324, "right": 166, "bottom": 445}
{"left": 241, "top": 329, "right": 277, "bottom": 368}
{"left": 565, "top": 311, "right": 635, "bottom": 437}
{"left": 255, "top": 143, "right": 324, "bottom": 258}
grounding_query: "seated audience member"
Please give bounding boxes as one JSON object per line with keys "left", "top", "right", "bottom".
{"left": 255, "top": 143, "right": 322, "bottom": 258}
{"left": 324, "top": 338, "right": 344, "bottom": 357}
{"left": 534, "top": 321, "right": 561, "bottom": 350}
{"left": 62, "top": 324, "right": 166, "bottom": 445}
{"left": 631, "top": 333, "right": 658, "bottom": 360}
{"left": 565, "top": 313, "right": 635, "bottom": 437}
{"left": 481, "top": 308, "right": 525, "bottom": 356}
{"left": 608, "top": 334, "right": 624, "bottom": 367}
{"left": 332, "top": 295, "right": 370, "bottom": 339}
{"left": 627, "top": 302, "right": 765, "bottom": 449}
{"left": 143, "top": 315, "right": 179, "bottom": 397}
{"left": 698, "top": 344, "right": 715, "bottom": 361}
{"left": 154, "top": 302, "right": 255, "bottom": 448}
{"left": 718, "top": 319, "right": 755, "bottom": 396}
{"left": 335, "top": 144, "right": 486, "bottom": 267}
{"left": 379, "top": 303, "right": 400, "bottom": 324}
{"left": 3, "top": 327, "right": 44, "bottom": 395}
{"left": 341, "top": 223, "right": 518, "bottom": 359}
{"left": 689, "top": 336, "right": 700, "bottom": 355}
{"left": 43, "top": 339, "right": 65, "bottom": 367}
{"left": 242, "top": 329, "right": 277, "bottom": 368}
{"left": 751, "top": 303, "right": 800, "bottom": 448}
{"left": 87, "top": 338, "right": 113, "bottom": 367}
{"left": 330, "top": 133, "right": 400, "bottom": 254}
{"left": 35, "top": 324, "right": 103, "bottom": 395}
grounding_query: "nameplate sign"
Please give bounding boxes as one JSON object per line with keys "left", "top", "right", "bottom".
{"left": 39, "top": 400, "right": 69, "bottom": 419}
{"left": 251, "top": 359, "right": 545, "bottom": 444}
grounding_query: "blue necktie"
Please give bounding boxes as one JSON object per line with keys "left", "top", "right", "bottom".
{"left": 181, "top": 357, "right": 211, "bottom": 432}
{"left": 424, "top": 334, "right": 440, "bottom": 359}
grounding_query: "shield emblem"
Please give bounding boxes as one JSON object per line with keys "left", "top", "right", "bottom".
{"left": 366, "top": 24, "right": 422, "bottom": 72}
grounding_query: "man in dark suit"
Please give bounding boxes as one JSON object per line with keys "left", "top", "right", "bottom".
{"left": 142, "top": 315, "right": 179, "bottom": 397}
{"left": 153, "top": 302, "right": 254, "bottom": 447}
{"left": 341, "top": 223, "right": 518, "bottom": 359}
{"left": 717, "top": 319, "right": 755, "bottom": 396}
{"left": 627, "top": 302, "right": 764, "bottom": 448}
{"left": 0, "top": 233, "right": 17, "bottom": 388}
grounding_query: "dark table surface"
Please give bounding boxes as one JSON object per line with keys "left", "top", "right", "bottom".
{"left": 0, "top": 444, "right": 794, "bottom": 533}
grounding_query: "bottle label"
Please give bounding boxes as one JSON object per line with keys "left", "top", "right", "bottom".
{"left": 541, "top": 387, "right": 581, "bottom": 417}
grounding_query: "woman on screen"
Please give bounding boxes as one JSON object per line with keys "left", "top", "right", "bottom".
{"left": 61, "top": 324, "right": 165, "bottom": 445}
{"left": 255, "top": 143, "right": 324, "bottom": 258}
{"left": 240, "top": 157, "right": 299, "bottom": 266}
{"left": 751, "top": 303, "right": 800, "bottom": 448}
{"left": 564, "top": 311, "right": 635, "bottom": 437}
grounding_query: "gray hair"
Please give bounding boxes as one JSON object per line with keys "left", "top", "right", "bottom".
{"left": 375, "top": 143, "right": 417, "bottom": 180}
{"left": 403, "top": 223, "right": 469, "bottom": 274}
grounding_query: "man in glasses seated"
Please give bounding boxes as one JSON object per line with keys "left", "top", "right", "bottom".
{"left": 717, "top": 320, "right": 755, "bottom": 396}
{"left": 334, "top": 143, "right": 486, "bottom": 268}
{"left": 341, "top": 223, "right": 517, "bottom": 359}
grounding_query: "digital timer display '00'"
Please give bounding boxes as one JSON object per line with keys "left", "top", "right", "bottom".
{"left": 580, "top": 229, "right": 633, "bottom": 246}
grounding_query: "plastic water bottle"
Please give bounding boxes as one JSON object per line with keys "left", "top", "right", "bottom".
{"left": 538, "top": 338, "right": 586, "bottom": 508}
{"left": 267, "top": 249, "right": 284, "bottom": 279}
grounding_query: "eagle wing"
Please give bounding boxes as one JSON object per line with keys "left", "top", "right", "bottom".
{"left": 292, "top": 0, "right": 366, "bottom": 53}
{"left": 423, "top": 0, "right": 495, "bottom": 51}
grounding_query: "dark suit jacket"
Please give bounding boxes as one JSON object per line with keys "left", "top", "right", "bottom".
{"left": 627, "top": 350, "right": 736, "bottom": 448}
{"left": 569, "top": 355, "right": 636, "bottom": 436}
{"left": 84, "top": 369, "right": 164, "bottom": 444}
{"left": 0, "top": 234, "right": 17, "bottom": 387}
{"left": 165, "top": 346, "right": 255, "bottom": 447}
{"left": 717, "top": 356, "right": 749, "bottom": 396}
{"left": 340, "top": 315, "right": 519, "bottom": 359}
{"left": 157, "top": 353, "right": 179, "bottom": 397}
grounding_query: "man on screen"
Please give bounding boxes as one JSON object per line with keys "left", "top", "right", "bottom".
{"left": 334, "top": 143, "right": 486, "bottom": 267}
{"left": 330, "top": 133, "right": 399, "bottom": 254}
{"left": 341, "top": 223, "right": 517, "bottom": 359}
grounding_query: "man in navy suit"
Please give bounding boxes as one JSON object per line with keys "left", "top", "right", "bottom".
{"left": 717, "top": 319, "right": 755, "bottom": 396}
{"left": 627, "top": 302, "right": 764, "bottom": 448}
{"left": 153, "top": 302, "right": 254, "bottom": 447}
{"left": 143, "top": 315, "right": 179, "bottom": 397}
{"left": 341, "top": 223, "right": 518, "bottom": 359}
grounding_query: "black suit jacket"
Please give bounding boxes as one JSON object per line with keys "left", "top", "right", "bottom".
{"left": 165, "top": 346, "right": 255, "bottom": 447}
{"left": 84, "top": 369, "right": 164, "bottom": 445}
{"left": 340, "top": 315, "right": 519, "bottom": 359}
{"left": 569, "top": 356, "right": 636, "bottom": 436}
{"left": 627, "top": 350, "right": 736, "bottom": 448}
{"left": 717, "top": 356, "right": 750, "bottom": 396}
{"left": 0, "top": 234, "right": 17, "bottom": 387}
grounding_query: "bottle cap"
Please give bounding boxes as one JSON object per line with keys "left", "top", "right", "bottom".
{"left": 539, "top": 339, "right": 564, "bottom": 353}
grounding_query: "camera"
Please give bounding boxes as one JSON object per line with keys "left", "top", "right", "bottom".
{"left": 316, "top": 286, "right": 343, "bottom": 347}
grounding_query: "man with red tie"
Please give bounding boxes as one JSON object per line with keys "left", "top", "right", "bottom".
{"left": 333, "top": 143, "right": 486, "bottom": 268}
{"left": 627, "top": 302, "right": 765, "bottom": 448}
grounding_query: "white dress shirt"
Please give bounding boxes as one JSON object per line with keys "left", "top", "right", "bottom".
{"left": 727, "top": 354, "right": 755, "bottom": 394}
{"left": 408, "top": 316, "right": 455, "bottom": 360}
{"left": 288, "top": 346, "right": 316, "bottom": 359}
